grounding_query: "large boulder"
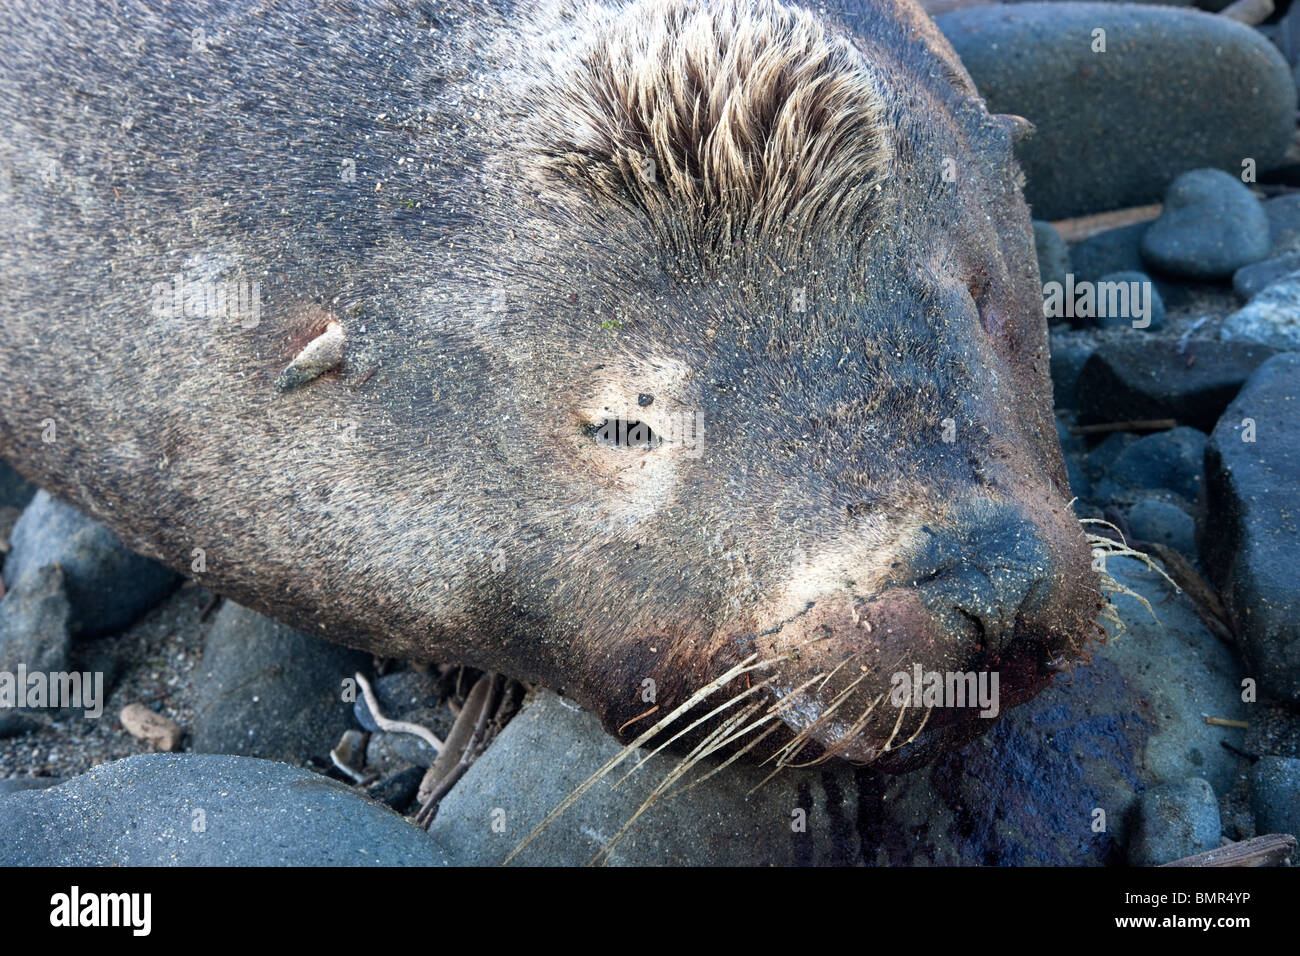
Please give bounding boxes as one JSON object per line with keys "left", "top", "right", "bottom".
{"left": 0, "top": 753, "right": 449, "bottom": 865}
{"left": 1201, "top": 353, "right": 1300, "bottom": 702}
{"left": 937, "top": 4, "right": 1294, "bottom": 219}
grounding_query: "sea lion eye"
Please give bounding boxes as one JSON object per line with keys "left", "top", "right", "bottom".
{"left": 585, "top": 418, "right": 660, "bottom": 449}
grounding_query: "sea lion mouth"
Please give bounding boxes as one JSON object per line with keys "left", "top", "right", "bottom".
{"left": 739, "top": 500, "right": 1101, "bottom": 768}
{"left": 755, "top": 603, "right": 1087, "bottom": 767}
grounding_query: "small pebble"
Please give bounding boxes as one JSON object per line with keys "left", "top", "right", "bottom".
{"left": 119, "top": 703, "right": 183, "bottom": 752}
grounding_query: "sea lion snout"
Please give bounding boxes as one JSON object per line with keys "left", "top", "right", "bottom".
{"left": 751, "top": 497, "right": 1096, "bottom": 765}
{"left": 908, "top": 501, "right": 1058, "bottom": 653}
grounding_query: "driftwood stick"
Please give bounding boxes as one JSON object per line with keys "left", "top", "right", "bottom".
{"left": 1162, "top": 833, "right": 1296, "bottom": 867}
{"left": 1050, "top": 204, "right": 1163, "bottom": 243}
{"left": 1069, "top": 419, "right": 1177, "bottom": 436}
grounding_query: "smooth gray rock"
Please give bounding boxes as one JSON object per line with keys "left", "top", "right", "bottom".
{"left": 429, "top": 557, "right": 1243, "bottom": 865}
{"left": 1126, "top": 497, "right": 1196, "bottom": 557}
{"left": 1140, "top": 170, "right": 1270, "bottom": 279}
{"left": 1093, "top": 271, "right": 1165, "bottom": 331}
{"left": 1056, "top": 417, "right": 1089, "bottom": 498}
{"left": 1049, "top": 333, "right": 1093, "bottom": 411}
{"left": 1221, "top": 272, "right": 1300, "bottom": 349}
{"left": 1263, "top": 193, "right": 1300, "bottom": 256}
{"left": 366, "top": 729, "right": 439, "bottom": 772}
{"left": 2, "top": 491, "right": 178, "bottom": 638}
{"left": 1248, "top": 756, "right": 1300, "bottom": 839}
{"left": 1232, "top": 255, "right": 1300, "bottom": 300}
{"left": 365, "top": 765, "right": 425, "bottom": 814}
{"left": 1085, "top": 432, "right": 1139, "bottom": 489}
{"left": 0, "top": 776, "right": 62, "bottom": 796}
{"left": 1070, "top": 224, "right": 1149, "bottom": 285}
{"left": 1095, "top": 426, "right": 1206, "bottom": 502}
{"left": 1202, "top": 353, "right": 1300, "bottom": 702}
{"left": 1098, "top": 558, "right": 1247, "bottom": 794}
{"left": 0, "top": 563, "right": 71, "bottom": 676}
{"left": 191, "top": 601, "right": 370, "bottom": 763}
{"left": 936, "top": 4, "right": 1295, "bottom": 219}
{"left": 1077, "top": 339, "right": 1280, "bottom": 433}
{"left": 1127, "top": 778, "right": 1221, "bottom": 866}
{"left": 429, "top": 690, "right": 865, "bottom": 866}
{"left": 0, "top": 754, "right": 448, "bottom": 865}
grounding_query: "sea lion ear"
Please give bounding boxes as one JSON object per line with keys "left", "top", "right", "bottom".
{"left": 994, "top": 114, "right": 1035, "bottom": 145}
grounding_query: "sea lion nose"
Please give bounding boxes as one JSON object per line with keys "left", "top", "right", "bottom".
{"left": 909, "top": 500, "right": 1057, "bottom": 652}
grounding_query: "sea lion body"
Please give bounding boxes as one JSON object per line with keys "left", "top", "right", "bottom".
{"left": 0, "top": 0, "right": 1100, "bottom": 766}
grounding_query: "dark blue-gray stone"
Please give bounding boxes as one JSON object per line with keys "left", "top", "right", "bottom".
{"left": 1049, "top": 333, "right": 1094, "bottom": 411}
{"left": 0, "top": 563, "right": 71, "bottom": 676}
{"left": 1097, "top": 426, "right": 1206, "bottom": 502}
{"left": 0, "top": 754, "right": 449, "bottom": 865}
{"left": 1201, "top": 353, "right": 1300, "bottom": 702}
{"left": 1034, "top": 219, "right": 1071, "bottom": 293}
{"left": 1232, "top": 255, "right": 1300, "bottom": 300}
{"left": 1076, "top": 339, "right": 1280, "bottom": 433}
{"left": 1127, "top": 778, "right": 1221, "bottom": 866}
{"left": 1093, "top": 270, "right": 1165, "bottom": 330}
{"left": 1220, "top": 272, "right": 1300, "bottom": 350}
{"left": 936, "top": 4, "right": 1295, "bottom": 219}
{"left": 191, "top": 601, "right": 370, "bottom": 764}
{"left": 1248, "top": 756, "right": 1300, "bottom": 839}
{"left": 0, "top": 460, "right": 36, "bottom": 511}
{"left": 1263, "top": 193, "right": 1300, "bottom": 256}
{"left": 1140, "top": 170, "right": 1271, "bottom": 279}
{"left": 2, "top": 491, "right": 178, "bottom": 638}
{"left": 1070, "top": 223, "right": 1149, "bottom": 285}
{"left": 1125, "top": 497, "right": 1196, "bottom": 557}
{"left": 0, "top": 776, "right": 62, "bottom": 796}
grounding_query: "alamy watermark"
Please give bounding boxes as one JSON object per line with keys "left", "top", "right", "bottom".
{"left": 0, "top": 664, "right": 104, "bottom": 718}
{"left": 1042, "top": 274, "right": 1153, "bottom": 328}
{"left": 890, "top": 664, "right": 999, "bottom": 718}
{"left": 150, "top": 274, "right": 261, "bottom": 328}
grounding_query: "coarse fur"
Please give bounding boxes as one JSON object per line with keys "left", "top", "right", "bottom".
{"left": 537, "top": 0, "right": 893, "bottom": 259}
{"left": 0, "top": 0, "right": 1101, "bottom": 767}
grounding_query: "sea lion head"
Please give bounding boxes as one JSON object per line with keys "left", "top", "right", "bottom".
{"left": 429, "top": 0, "right": 1103, "bottom": 767}
{"left": 0, "top": 0, "right": 1102, "bottom": 770}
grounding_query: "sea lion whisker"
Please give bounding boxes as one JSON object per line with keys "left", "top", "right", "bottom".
{"left": 771, "top": 669, "right": 869, "bottom": 748}
{"left": 762, "top": 668, "right": 871, "bottom": 768}
{"left": 668, "top": 692, "right": 805, "bottom": 784}
{"left": 879, "top": 695, "right": 911, "bottom": 752}
{"left": 667, "top": 722, "right": 785, "bottom": 798}
{"left": 506, "top": 652, "right": 773, "bottom": 863}
{"left": 814, "top": 656, "right": 851, "bottom": 693}
{"left": 898, "top": 703, "right": 933, "bottom": 748}
{"left": 751, "top": 735, "right": 817, "bottom": 793}
{"left": 592, "top": 700, "right": 767, "bottom": 865}
{"left": 786, "top": 690, "right": 887, "bottom": 766}
{"left": 610, "top": 673, "right": 780, "bottom": 789}
{"left": 760, "top": 669, "right": 830, "bottom": 718}
{"left": 617, "top": 704, "right": 661, "bottom": 735}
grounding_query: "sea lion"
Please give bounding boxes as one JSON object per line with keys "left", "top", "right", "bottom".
{"left": 0, "top": 0, "right": 1101, "bottom": 769}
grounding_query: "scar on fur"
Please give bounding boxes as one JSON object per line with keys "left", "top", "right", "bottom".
{"left": 275, "top": 321, "right": 344, "bottom": 392}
